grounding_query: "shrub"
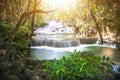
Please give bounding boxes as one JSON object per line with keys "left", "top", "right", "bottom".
{"left": 13, "top": 25, "right": 31, "bottom": 55}
{"left": 0, "top": 22, "right": 31, "bottom": 58}
{"left": 0, "top": 23, "right": 12, "bottom": 49}
{"left": 43, "top": 50, "right": 115, "bottom": 80}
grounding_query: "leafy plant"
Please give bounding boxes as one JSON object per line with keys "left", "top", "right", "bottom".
{"left": 0, "top": 23, "right": 12, "bottom": 49}
{"left": 43, "top": 50, "right": 115, "bottom": 80}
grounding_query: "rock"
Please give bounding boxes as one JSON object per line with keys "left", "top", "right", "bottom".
{"left": 7, "top": 74, "right": 20, "bottom": 80}
{"left": 116, "top": 42, "right": 120, "bottom": 49}
{"left": 79, "top": 38, "right": 98, "bottom": 44}
{"left": 31, "top": 38, "right": 80, "bottom": 47}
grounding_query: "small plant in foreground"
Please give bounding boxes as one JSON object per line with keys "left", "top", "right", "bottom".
{"left": 43, "top": 50, "right": 115, "bottom": 80}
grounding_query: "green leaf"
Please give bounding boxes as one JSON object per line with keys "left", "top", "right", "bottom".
{"left": 106, "top": 57, "right": 110, "bottom": 61}
{"left": 56, "top": 70, "right": 60, "bottom": 75}
{"left": 102, "top": 56, "right": 106, "bottom": 62}
{"left": 74, "top": 49, "right": 77, "bottom": 53}
{"left": 43, "top": 51, "right": 114, "bottom": 80}
{"left": 109, "top": 62, "right": 115, "bottom": 65}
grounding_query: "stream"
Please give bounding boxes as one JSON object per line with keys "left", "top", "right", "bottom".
{"left": 30, "top": 43, "right": 120, "bottom": 64}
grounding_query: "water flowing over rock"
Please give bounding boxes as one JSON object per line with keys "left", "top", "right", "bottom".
{"left": 31, "top": 20, "right": 80, "bottom": 47}
{"left": 31, "top": 37, "right": 80, "bottom": 47}
{"left": 34, "top": 20, "right": 74, "bottom": 35}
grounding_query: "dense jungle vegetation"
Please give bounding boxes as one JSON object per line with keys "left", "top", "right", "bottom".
{"left": 0, "top": 0, "right": 120, "bottom": 80}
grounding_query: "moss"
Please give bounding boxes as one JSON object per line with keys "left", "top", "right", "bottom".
{"left": 7, "top": 75, "right": 20, "bottom": 80}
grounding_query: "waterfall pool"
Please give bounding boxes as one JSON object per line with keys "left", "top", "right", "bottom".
{"left": 30, "top": 44, "right": 120, "bottom": 64}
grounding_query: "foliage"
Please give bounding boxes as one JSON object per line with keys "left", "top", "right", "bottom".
{"left": 42, "top": 0, "right": 120, "bottom": 39}
{"left": 43, "top": 50, "right": 115, "bottom": 80}
{"left": 118, "top": 67, "right": 120, "bottom": 72}
{"left": 14, "top": 25, "right": 30, "bottom": 45}
{"left": 0, "top": 22, "right": 31, "bottom": 57}
{"left": 35, "top": 20, "right": 48, "bottom": 28}
{"left": 12, "top": 24, "right": 31, "bottom": 56}
{"left": 0, "top": 0, "right": 27, "bottom": 25}
{"left": 0, "top": 23, "right": 12, "bottom": 49}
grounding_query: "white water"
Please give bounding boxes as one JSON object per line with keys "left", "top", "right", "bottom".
{"left": 31, "top": 43, "right": 116, "bottom": 52}
{"left": 30, "top": 20, "right": 120, "bottom": 64}
{"left": 30, "top": 43, "right": 119, "bottom": 61}
{"left": 31, "top": 38, "right": 80, "bottom": 47}
{"left": 34, "top": 20, "right": 74, "bottom": 34}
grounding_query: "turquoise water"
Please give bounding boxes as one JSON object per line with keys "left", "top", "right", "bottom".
{"left": 30, "top": 44, "right": 120, "bottom": 64}
{"left": 85, "top": 46, "right": 120, "bottom": 64}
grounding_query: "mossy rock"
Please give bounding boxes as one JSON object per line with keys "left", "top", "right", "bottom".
{"left": 25, "top": 69, "right": 33, "bottom": 78}
{"left": 116, "top": 42, "right": 120, "bottom": 49}
{"left": 79, "top": 37, "right": 98, "bottom": 44}
{"left": 7, "top": 74, "right": 20, "bottom": 80}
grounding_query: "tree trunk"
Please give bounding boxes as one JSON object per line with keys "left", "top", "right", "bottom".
{"left": 30, "top": 0, "right": 37, "bottom": 41}
{"left": 90, "top": 9, "right": 103, "bottom": 44}
{"left": 4, "top": 10, "right": 55, "bottom": 62}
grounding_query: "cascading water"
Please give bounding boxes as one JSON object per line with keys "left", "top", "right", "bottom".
{"left": 31, "top": 37, "right": 80, "bottom": 47}
{"left": 31, "top": 20, "right": 80, "bottom": 47}
{"left": 30, "top": 20, "right": 120, "bottom": 65}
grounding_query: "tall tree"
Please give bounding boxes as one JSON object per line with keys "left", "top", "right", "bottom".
{"left": 4, "top": 0, "right": 55, "bottom": 61}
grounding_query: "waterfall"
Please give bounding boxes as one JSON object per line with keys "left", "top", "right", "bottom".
{"left": 31, "top": 38, "right": 80, "bottom": 47}
{"left": 31, "top": 20, "right": 80, "bottom": 47}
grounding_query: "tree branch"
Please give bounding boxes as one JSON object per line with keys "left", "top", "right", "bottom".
{"left": 5, "top": 9, "right": 56, "bottom": 61}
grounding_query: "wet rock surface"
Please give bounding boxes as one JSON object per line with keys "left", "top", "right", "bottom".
{"left": 31, "top": 38, "right": 80, "bottom": 47}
